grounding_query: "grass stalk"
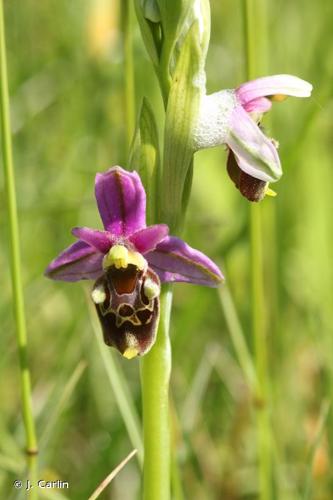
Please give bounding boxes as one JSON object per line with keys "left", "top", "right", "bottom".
{"left": 250, "top": 201, "right": 272, "bottom": 499}
{"left": 218, "top": 286, "right": 257, "bottom": 392}
{"left": 88, "top": 449, "right": 138, "bottom": 500}
{"left": 0, "top": 0, "right": 38, "bottom": 494}
{"left": 121, "top": 0, "right": 135, "bottom": 153}
{"left": 140, "top": 285, "right": 172, "bottom": 500}
{"left": 242, "top": 0, "right": 272, "bottom": 498}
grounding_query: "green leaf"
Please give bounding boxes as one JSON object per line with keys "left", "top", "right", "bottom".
{"left": 158, "top": 0, "right": 210, "bottom": 83}
{"left": 158, "top": 0, "right": 193, "bottom": 65}
{"left": 134, "top": 0, "right": 161, "bottom": 67}
{"left": 129, "top": 97, "right": 160, "bottom": 225}
{"left": 161, "top": 21, "right": 202, "bottom": 233}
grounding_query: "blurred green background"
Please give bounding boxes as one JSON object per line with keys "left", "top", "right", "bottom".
{"left": 1, "top": 0, "right": 333, "bottom": 498}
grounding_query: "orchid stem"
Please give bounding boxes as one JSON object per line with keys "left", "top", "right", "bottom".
{"left": 250, "top": 202, "right": 272, "bottom": 500}
{"left": 141, "top": 285, "right": 172, "bottom": 500}
{"left": 121, "top": 0, "right": 135, "bottom": 153}
{"left": 0, "top": 0, "right": 38, "bottom": 495}
{"left": 243, "top": 0, "right": 272, "bottom": 499}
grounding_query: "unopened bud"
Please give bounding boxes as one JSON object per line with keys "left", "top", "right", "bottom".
{"left": 140, "top": 0, "right": 161, "bottom": 22}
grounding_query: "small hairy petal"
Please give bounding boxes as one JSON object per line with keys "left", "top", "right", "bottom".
{"left": 227, "top": 105, "right": 282, "bottom": 183}
{"left": 95, "top": 166, "right": 146, "bottom": 236}
{"left": 45, "top": 241, "right": 103, "bottom": 282}
{"left": 145, "top": 236, "right": 223, "bottom": 287}
{"left": 71, "top": 227, "right": 114, "bottom": 253}
{"left": 236, "top": 74, "right": 313, "bottom": 105}
{"left": 129, "top": 224, "right": 169, "bottom": 254}
{"left": 242, "top": 96, "right": 272, "bottom": 113}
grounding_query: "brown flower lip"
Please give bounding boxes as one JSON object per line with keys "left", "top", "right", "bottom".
{"left": 227, "top": 151, "right": 267, "bottom": 202}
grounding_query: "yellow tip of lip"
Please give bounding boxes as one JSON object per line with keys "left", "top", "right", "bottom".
{"left": 123, "top": 347, "right": 139, "bottom": 359}
{"left": 266, "top": 187, "right": 277, "bottom": 197}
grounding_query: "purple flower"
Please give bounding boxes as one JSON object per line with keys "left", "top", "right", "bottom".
{"left": 45, "top": 166, "right": 223, "bottom": 358}
{"left": 193, "top": 74, "right": 312, "bottom": 201}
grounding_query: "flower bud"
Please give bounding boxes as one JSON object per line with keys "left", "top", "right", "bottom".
{"left": 140, "top": 0, "right": 161, "bottom": 22}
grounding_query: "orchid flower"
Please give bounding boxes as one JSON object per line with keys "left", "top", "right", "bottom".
{"left": 45, "top": 166, "right": 223, "bottom": 359}
{"left": 193, "top": 74, "right": 313, "bottom": 201}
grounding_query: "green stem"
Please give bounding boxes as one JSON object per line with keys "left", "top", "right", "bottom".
{"left": 121, "top": 0, "right": 135, "bottom": 153}
{"left": 243, "top": 0, "right": 272, "bottom": 498}
{"left": 250, "top": 203, "right": 272, "bottom": 500}
{"left": 141, "top": 285, "right": 172, "bottom": 500}
{"left": 0, "top": 0, "right": 38, "bottom": 495}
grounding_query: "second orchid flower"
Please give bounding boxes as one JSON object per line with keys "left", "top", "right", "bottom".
{"left": 193, "top": 74, "right": 312, "bottom": 201}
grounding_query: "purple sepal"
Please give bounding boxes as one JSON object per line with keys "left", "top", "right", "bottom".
{"left": 72, "top": 227, "right": 114, "bottom": 254}
{"left": 95, "top": 166, "right": 146, "bottom": 236}
{"left": 129, "top": 224, "right": 169, "bottom": 254}
{"left": 146, "top": 236, "right": 223, "bottom": 287}
{"left": 45, "top": 241, "right": 103, "bottom": 282}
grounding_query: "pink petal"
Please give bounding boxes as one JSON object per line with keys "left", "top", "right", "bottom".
{"left": 236, "top": 74, "right": 313, "bottom": 105}
{"left": 227, "top": 105, "right": 281, "bottom": 183}
{"left": 71, "top": 227, "right": 114, "bottom": 253}
{"left": 145, "top": 236, "right": 223, "bottom": 287}
{"left": 129, "top": 224, "right": 169, "bottom": 254}
{"left": 242, "top": 97, "right": 272, "bottom": 113}
{"left": 45, "top": 241, "right": 103, "bottom": 282}
{"left": 95, "top": 166, "right": 146, "bottom": 237}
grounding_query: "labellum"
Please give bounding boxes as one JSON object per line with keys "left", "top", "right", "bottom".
{"left": 91, "top": 245, "right": 161, "bottom": 359}
{"left": 227, "top": 150, "right": 267, "bottom": 202}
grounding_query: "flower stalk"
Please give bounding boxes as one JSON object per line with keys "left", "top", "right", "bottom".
{"left": 140, "top": 285, "right": 172, "bottom": 500}
{"left": 0, "top": 0, "right": 38, "bottom": 493}
{"left": 243, "top": 0, "right": 272, "bottom": 498}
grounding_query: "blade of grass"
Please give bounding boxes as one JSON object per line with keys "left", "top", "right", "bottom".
{"left": 218, "top": 285, "right": 257, "bottom": 392}
{"left": 121, "top": 0, "right": 135, "bottom": 153}
{"left": 0, "top": 0, "right": 38, "bottom": 494}
{"left": 39, "top": 360, "right": 87, "bottom": 450}
{"left": 0, "top": 453, "right": 24, "bottom": 474}
{"left": 303, "top": 400, "right": 330, "bottom": 500}
{"left": 88, "top": 449, "right": 137, "bottom": 500}
{"left": 170, "top": 397, "right": 185, "bottom": 500}
{"left": 181, "top": 344, "right": 219, "bottom": 433}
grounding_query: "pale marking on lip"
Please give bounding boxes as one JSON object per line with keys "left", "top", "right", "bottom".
{"left": 91, "top": 285, "right": 106, "bottom": 304}
{"left": 143, "top": 278, "right": 160, "bottom": 300}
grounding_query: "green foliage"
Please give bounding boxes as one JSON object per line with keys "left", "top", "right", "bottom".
{"left": 161, "top": 22, "right": 202, "bottom": 232}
